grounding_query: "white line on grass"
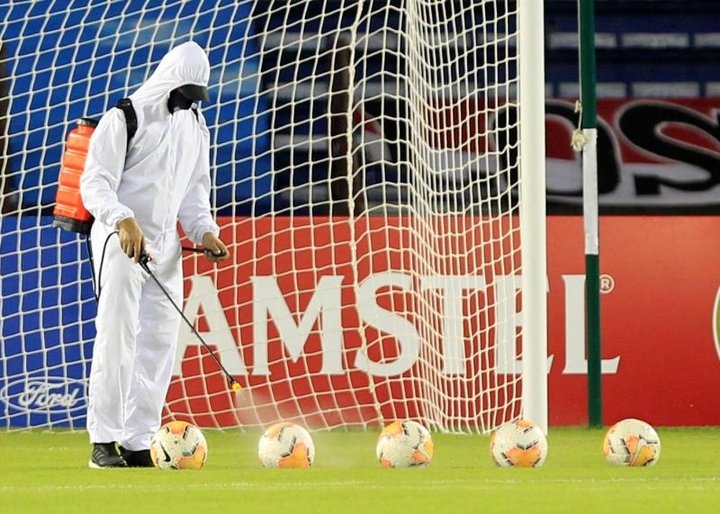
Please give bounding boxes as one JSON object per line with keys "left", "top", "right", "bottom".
{"left": 1, "top": 476, "right": 719, "bottom": 494}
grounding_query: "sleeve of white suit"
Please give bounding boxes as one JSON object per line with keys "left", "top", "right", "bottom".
{"left": 178, "top": 114, "right": 220, "bottom": 244}
{"left": 79, "top": 108, "right": 135, "bottom": 228}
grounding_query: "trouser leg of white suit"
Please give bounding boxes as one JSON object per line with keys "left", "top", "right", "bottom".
{"left": 87, "top": 226, "right": 146, "bottom": 444}
{"left": 120, "top": 247, "right": 182, "bottom": 451}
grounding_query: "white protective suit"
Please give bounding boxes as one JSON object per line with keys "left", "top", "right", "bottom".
{"left": 80, "top": 41, "right": 219, "bottom": 450}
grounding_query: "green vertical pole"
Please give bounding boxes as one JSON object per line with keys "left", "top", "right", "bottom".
{"left": 578, "top": 0, "right": 602, "bottom": 427}
{"left": 579, "top": 0, "right": 598, "bottom": 126}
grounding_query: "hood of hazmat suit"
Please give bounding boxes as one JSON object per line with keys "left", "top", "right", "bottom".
{"left": 131, "top": 41, "right": 210, "bottom": 110}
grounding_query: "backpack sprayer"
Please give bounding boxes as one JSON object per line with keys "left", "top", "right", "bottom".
{"left": 53, "top": 101, "right": 241, "bottom": 393}
{"left": 53, "top": 117, "right": 97, "bottom": 235}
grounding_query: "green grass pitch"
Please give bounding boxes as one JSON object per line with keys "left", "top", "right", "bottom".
{"left": 1, "top": 427, "right": 718, "bottom": 513}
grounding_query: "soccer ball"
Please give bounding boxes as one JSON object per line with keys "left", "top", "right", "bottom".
{"left": 376, "top": 420, "right": 434, "bottom": 468}
{"left": 603, "top": 418, "right": 661, "bottom": 466}
{"left": 149, "top": 420, "right": 208, "bottom": 470}
{"left": 490, "top": 419, "right": 548, "bottom": 468}
{"left": 258, "top": 422, "right": 314, "bottom": 468}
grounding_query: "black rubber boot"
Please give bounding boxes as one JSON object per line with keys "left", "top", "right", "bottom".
{"left": 88, "top": 443, "right": 128, "bottom": 469}
{"left": 119, "top": 446, "right": 155, "bottom": 468}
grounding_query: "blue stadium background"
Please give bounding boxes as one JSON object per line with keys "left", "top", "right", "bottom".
{"left": 2, "top": 0, "right": 719, "bottom": 216}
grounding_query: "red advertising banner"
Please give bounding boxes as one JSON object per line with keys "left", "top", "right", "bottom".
{"left": 168, "top": 216, "right": 720, "bottom": 427}
{"left": 547, "top": 216, "right": 720, "bottom": 426}
{"left": 546, "top": 98, "right": 720, "bottom": 208}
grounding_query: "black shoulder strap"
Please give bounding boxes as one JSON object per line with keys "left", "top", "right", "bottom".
{"left": 116, "top": 98, "right": 138, "bottom": 152}
{"left": 191, "top": 106, "right": 199, "bottom": 121}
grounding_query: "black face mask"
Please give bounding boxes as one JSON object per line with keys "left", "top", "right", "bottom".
{"left": 168, "top": 89, "right": 194, "bottom": 112}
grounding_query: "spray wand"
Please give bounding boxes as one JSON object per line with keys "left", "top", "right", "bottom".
{"left": 138, "top": 251, "right": 242, "bottom": 393}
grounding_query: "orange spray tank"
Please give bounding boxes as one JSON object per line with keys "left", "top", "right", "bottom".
{"left": 53, "top": 117, "right": 98, "bottom": 235}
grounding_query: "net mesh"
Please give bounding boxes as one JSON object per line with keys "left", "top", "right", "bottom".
{"left": 1, "top": 0, "right": 531, "bottom": 433}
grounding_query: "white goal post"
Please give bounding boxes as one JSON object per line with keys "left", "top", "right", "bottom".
{"left": 0, "top": 0, "right": 547, "bottom": 434}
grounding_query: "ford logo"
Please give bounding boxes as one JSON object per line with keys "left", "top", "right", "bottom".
{"left": 0, "top": 377, "right": 87, "bottom": 413}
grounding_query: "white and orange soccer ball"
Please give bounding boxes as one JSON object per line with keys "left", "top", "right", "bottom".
{"left": 150, "top": 420, "right": 208, "bottom": 470}
{"left": 603, "top": 418, "right": 661, "bottom": 466}
{"left": 490, "top": 419, "right": 548, "bottom": 468}
{"left": 258, "top": 422, "right": 315, "bottom": 468}
{"left": 376, "top": 420, "right": 434, "bottom": 468}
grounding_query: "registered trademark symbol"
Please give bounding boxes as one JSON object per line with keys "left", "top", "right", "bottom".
{"left": 599, "top": 274, "right": 615, "bottom": 294}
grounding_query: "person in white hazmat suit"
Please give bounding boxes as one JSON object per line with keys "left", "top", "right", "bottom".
{"left": 80, "top": 41, "right": 229, "bottom": 468}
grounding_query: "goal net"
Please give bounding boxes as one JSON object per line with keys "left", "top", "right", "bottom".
{"left": 0, "top": 0, "right": 546, "bottom": 433}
